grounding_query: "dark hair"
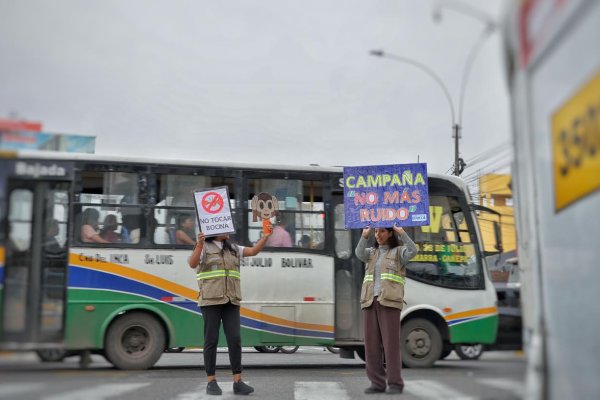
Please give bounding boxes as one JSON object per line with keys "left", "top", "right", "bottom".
{"left": 177, "top": 213, "right": 193, "bottom": 227}
{"left": 206, "top": 236, "right": 238, "bottom": 258}
{"left": 373, "top": 228, "right": 400, "bottom": 249}
{"left": 81, "top": 208, "right": 100, "bottom": 225}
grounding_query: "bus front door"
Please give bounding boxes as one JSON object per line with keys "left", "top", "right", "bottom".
{"left": 1, "top": 180, "right": 70, "bottom": 348}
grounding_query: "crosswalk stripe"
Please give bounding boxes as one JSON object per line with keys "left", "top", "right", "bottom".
{"left": 404, "top": 380, "right": 475, "bottom": 399}
{"left": 42, "top": 383, "right": 151, "bottom": 400}
{"left": 0, "top": 383, "right": 44, "bottom": 398}
{"left": 294, "top": 382, "right": 350, "bottom": 400}
{"left": 478, "top": 378, "right": 524, "bottom": 397}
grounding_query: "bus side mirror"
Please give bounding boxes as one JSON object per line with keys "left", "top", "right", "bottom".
{"left": 493, "top": 221, "right": 503, "bottom": 253}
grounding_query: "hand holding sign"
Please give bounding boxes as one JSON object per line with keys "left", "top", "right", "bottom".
{"left": 262, "top": 219, "right": 273, "bottom": 236}
{"left": 193, "top": 186, "right": 235, "bottom": 237}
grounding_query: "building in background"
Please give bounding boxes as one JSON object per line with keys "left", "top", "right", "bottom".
{"left": 0, "top": 118, "right": 95, "bottom": 153}
{"left": 478, "top": 173, "right": 516, "bottom": 283}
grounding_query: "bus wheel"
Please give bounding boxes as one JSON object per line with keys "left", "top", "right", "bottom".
{"left": 36, "top": 349, "right": 68, "bottom": 362}
{"left": 256, "top": 345, "right": 280, "bottom": 353}
{"left": 454, "top": 344, "right": 484, "bottom": 360}
{"left": 401, "top": 318, "right": 442, "bottom": 368}
{"left": 279, "top": 346, "right": 299, "bottom": 354}
{"left": 104, "top": 312, "right": 166, "bottom": 370}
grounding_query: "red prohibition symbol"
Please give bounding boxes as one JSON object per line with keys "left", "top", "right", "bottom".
{"left": 201, "top": 192, "right": 224, "bottom": 214}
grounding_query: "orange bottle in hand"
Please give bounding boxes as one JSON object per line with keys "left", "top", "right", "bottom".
{"left": 262, "top": 219, "right": 272, "bottom": 235}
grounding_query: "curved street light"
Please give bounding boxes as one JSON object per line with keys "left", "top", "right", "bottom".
{"left": 370, "top": 1, "right": 497, "bottom": 176}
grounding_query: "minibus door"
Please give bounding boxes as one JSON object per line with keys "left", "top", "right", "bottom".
{"left": 1, "top": 180, "right": 70, "bottom": 347}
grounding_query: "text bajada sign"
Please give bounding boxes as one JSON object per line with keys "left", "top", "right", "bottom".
{"left": 193, "top": 186, "right": 235, "bottom": 236}
{"left": 343, "top": 163, "right": 430, "bottom": 229}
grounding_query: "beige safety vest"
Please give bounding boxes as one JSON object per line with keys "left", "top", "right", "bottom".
{"left": 360, "top": 246, "right": 406, "bottom": 310}
{"left": 196, "top": 241, "right": 242, "bottom": 306}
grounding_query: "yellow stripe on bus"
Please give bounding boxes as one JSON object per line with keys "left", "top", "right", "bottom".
{"left": 444, "top": 306, "right": 498, "bottom": 322}
{"left": 69, "top": 253, "right": 198, "bottom": 301}
{"left": 242, "top": 308, "right": 334, "bottom": 333}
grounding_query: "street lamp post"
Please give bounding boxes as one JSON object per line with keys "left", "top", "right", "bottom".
{"left": 370, "top": 1, "right": 496, "bottom": 176}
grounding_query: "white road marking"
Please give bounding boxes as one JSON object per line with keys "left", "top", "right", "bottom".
{"left": 295, "top": 382, "right": 350, "bottom": 400}
{"left": 0, "top": 383, "right": 44, "bottom": 398}
{"left": 404, "top": 380, "right": 475, "bottom": 399}
{"left": 478, "top": 378, "right": 524, "bottom": 398}
{"left": 43, "top": 383, "right": 151, "bottom": 400}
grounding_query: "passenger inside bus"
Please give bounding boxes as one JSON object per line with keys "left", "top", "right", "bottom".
{"left": 81, "top": 208, "right": 110, "bottom": 243}
{"left": 298, "top": 234, "right": 312, "bottom": 248}
{"left": 44, "top": 219, "right": 64, "bottom": 253}
{"left": 99, "top": 214, "right": 121, "bottom": 243}
{"left": 266, "top": 214, "right": 292, "bottom": 247}
{"left": 175, "top": 213, "right": 196, "bottom": 245}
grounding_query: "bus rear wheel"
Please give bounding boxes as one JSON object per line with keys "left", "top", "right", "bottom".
{"left": 401, "top": 318, "right": 442, "bottom": 368}
{"left": 104, "top": 312, "right": 166, "bottom": 370}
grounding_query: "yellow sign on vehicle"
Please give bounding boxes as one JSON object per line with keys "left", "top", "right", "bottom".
{"left": 552, "top": 69, "right": 600, "bottom": 212}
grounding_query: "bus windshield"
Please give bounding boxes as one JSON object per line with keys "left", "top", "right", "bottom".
{"left": 406, "top": 194, "right": 483, "bottom": 289}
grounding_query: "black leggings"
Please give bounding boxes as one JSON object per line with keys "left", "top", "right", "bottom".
{"left": 201, "top": 302, "right": 242, "bottom": 375}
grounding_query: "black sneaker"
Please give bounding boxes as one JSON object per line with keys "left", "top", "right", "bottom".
{"left": 233, "top": 380, "right": 254, "bottom": 395}
{"left": 364, "top": 385, "right": 386, "bottom": 394}
{"left": 206, "top": 380, "right": 222, "bottom": 395}
{"left": 386, "top": 384, "right": 404, "bottom": 394}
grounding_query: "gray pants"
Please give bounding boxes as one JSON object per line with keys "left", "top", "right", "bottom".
{"left": 363, "top": 298, "right": 403, "bottom": 390}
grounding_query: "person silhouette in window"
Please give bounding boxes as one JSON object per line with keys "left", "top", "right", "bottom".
{"left": 176, "top": 214, "right": 196, "bottom": 245}
{"left": 100, "top": 214, "right": 121, "bottom": 243}
{"left": 265, "top": 214, "right": 292, "bottom": 247}
{"left": 81, "top": 208, "right": 110, "bottom": 243}
{"left": 44, "top": 218, "right": 63, "bottom": 253}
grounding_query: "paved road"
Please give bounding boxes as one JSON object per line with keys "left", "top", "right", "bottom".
{"left": 0, "top": 347, "right": 525, "bottom": 399}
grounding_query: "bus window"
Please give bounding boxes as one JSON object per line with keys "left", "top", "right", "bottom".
{"left": 8, "top": 189, "right": 33, "bottom": 253}
{"left": 247, "top": 179, "right": 325, "bottom": 249}
{"left": 153, "top": 174, "right": 235, "bottom": 245}
{"left": 334, "top": 203, "right": 351, "bottom": 259}
{"left": 406, "top": 195, "right": 482, "bottom": 289}
{"left": 75, "top": 171, "right": 142, "bottom": 245}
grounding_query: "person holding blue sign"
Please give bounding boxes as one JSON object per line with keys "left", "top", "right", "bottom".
{"left": 355, "top": 223, "right": 418, "bottom": 395}
{"left": 188, "top": 229, "right": 272, "bottom": 396}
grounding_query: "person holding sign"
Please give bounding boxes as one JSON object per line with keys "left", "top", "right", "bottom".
{"left": 355, "top": 223, "right": 418, "bottom": 395}
{"left": 188, "top": 228, "right": 272, "bottom": 396}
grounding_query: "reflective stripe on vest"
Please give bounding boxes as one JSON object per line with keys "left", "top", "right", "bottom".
{"left": 380, "top": 273, "right": 405, "bottom": 285}
{"left": 197, "top": 269, "right": 240, "bottom": 280}
{"left": 363, "top": 274, "right": 373, "bottom": 283}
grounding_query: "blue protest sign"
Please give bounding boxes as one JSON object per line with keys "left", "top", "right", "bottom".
{"left": 343, "top": 163, "right": 429, "bottom": 229}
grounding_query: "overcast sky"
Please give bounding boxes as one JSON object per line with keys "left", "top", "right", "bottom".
{"left": 0, "top": 0, "right": 511, "bottom": 175}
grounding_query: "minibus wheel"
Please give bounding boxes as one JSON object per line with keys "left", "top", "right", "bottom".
{"left": 401, "top": 318, "right": 442, "bottom": 368}
{"left": 104, "top": 312, "right": 166, "bottom": 370}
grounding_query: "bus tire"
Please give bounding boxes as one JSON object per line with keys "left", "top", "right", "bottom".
{"left": 279, "top": 346, "right": 299, "bottom": 354}
{"left": 257, "top": 345, "right": 280, "bottom": 353}
{"left": 401, "top": 318, "right": 442, "bottom": 368}
{"left": 454, "top": 344, "right": 484, "bottom": 360}
{"left": 104, "top": 312, "right": 166, "bottom": 370}
{"left": 36, "top": 349, "right": 68, "bottom": 362}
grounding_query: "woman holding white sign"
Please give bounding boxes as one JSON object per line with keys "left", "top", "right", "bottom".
{"left": 355, "top": 223, "right": 418, "bottom": 395}
{"left": 188, "top": 229, "right": 272, "bottom": 396}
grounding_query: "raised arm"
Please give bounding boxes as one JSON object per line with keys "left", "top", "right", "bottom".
{"left": 243, "top": 228, "right": 272, "bottom": 257}
{"left": 188, "top": 232, "right": 205, "bottom": 268}
{"left": 393, "top": 224, "right": 418, "bottom": 263}
{"left": 354, "top": 227, "right": 371, "bottom": 263}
